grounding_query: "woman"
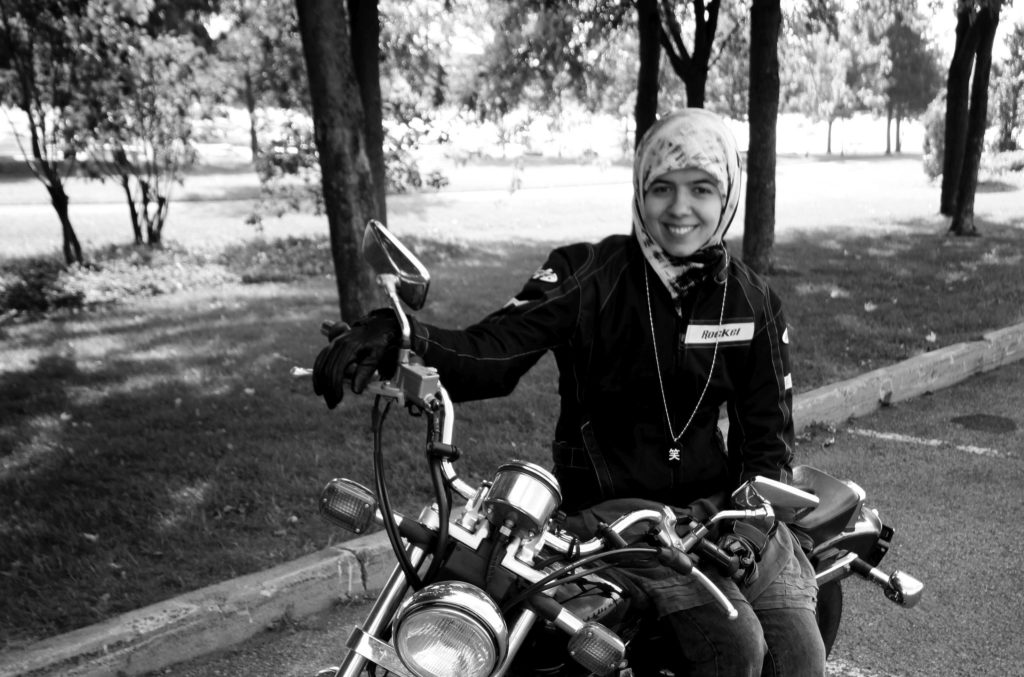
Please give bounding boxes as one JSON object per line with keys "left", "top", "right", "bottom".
{"left": 313, "top": 108, "right": 826, "bottom": 676}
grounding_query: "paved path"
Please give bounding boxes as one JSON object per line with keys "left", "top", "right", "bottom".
{"left": 3, "top": 155, "right": 1022, "bottom": 260}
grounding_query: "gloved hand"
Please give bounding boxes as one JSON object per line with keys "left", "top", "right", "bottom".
{"left": 718, "top": 532, "right": 759, "bottom": 586}
{"left": 312, "top": 309, "right": 402, "bottom": 409}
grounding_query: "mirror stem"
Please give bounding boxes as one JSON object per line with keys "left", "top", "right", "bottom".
{"left": 378, "top": 273, "right": 413, "bottom": 353}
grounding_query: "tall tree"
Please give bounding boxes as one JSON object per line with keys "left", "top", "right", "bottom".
{"left": 215, "top": 0, "right": 309, "bottom": 161}
{"left": 941, "top": 0, "right": 1002, "bottom": 235}
{"left": 294, "top": 0, "right": 377, "bottom": 320}
{"left": 884, "top": 13, "right": 942, "bottom": 154}
{"left": 77, "top": 11, "right": 202, "bottom": 247}
{"left": 786, "top": 29, "right": 857, "bottom": 154}
{"left": 0, "top": 0, "right": 84, "bottom": 264}
{"left": 743, "top": 0, "right": 782, "bottom": 274}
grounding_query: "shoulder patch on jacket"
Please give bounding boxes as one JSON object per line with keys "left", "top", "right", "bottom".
{"left": 531, "top": 267, "right": 559, "bottom": 283}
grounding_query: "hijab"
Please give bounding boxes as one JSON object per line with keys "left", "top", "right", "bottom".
{"left": 631, "top": 109, "right": 743, "bottom": 306}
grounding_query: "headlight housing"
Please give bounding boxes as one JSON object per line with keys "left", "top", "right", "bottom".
{"left": 394, "top": 581, "right": 508, "bottom": 677}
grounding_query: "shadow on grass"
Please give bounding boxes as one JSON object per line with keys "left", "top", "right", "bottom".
{"left": 766, "top": 219, "right": 1024, "bottom": 387}
{"left": 0, "top": 241, "right": 557, "bottom": 649}
{"left": 4, "top": 223, "right": 1024, "bottom": 648}
{"left": 0, "top": 284, "right": 346, "bottom": 646}
{"left": 977, "top": 179, "right": 1021, "bottom": 193}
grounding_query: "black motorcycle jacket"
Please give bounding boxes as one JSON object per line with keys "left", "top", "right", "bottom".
{"left": 412, "top": 234, "right": 795, "bottom": 513}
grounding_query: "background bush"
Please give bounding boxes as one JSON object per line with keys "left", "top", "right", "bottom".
{"left": 922, "top": 92, "right": 945, "bottom": 180}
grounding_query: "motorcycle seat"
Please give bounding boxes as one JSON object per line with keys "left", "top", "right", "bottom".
{"left": 788, "top": 465, "right": 863, "bottom": 545}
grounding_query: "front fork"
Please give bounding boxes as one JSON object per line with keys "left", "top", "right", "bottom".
{"left": 318, "top": 545, "right": 542, "bottom": 677}
{"left": 319, "top": 545, "right": 427, "bottom": 677}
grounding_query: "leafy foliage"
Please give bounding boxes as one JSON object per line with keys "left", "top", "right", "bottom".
{"left": 214, "top": 0, "right": 452, "bottom": 226}
{"left": 0, "top": 0, "right": 89, "bottom": 263}
{"left": 246, "top": 112, "right": 450, "bottom": 227}
{"left": 75, "top": 9, "right": 203, "bottom": 246}
{"left": 883, "top": 13, "right": 943, "bottom": 120}
{"left": 0, "top": 247, "right": 232, "bottom": 315}
{"left": 461, "top": 1, "right": 634, "bottom": 120}
{"left": 990, "top": 21, "right": 1023, "bottom": 152}
{"left": 922, "top": 91, "right": 945, "bottom": 179}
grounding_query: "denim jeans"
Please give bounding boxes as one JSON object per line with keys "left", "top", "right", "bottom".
{"left": 662, "top": 601, "right": 826, "bottom": 676}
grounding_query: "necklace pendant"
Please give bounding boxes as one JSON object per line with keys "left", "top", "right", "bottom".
{"left": 668, "top": 447, "right": 682, "bottom": 462}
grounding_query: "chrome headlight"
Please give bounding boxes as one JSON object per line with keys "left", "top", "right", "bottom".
{"left": 394, "top": 581, "right": 508, "bottom": 677}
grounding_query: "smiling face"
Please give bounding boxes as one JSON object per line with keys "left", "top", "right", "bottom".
{"left": 642, "top": 168, "right": 724, "bottom": 258}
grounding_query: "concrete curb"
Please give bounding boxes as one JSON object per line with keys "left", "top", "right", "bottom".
{"left": 4, "top": 321, "right": 1024, "bottom": 677}
{"left": 0, "top": 536, "right": 394, "bottom": 677}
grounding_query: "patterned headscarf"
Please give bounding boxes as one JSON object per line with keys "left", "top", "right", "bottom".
{"left": 632, "top": 109, "right": 743, "bottom": 305}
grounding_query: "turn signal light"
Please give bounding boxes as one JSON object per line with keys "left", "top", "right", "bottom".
{"left": 567, "top": 622, "right": 624, "bottom": 676}
{"left": 319, "top": 478, "right": 377, "bottom": 533}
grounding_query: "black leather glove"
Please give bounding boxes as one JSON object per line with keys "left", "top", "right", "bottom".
{"left": 312, "top": 309, "right": 402, "bottom": 409}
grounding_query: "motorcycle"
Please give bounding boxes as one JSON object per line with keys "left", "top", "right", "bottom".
{"left": 307, "top": 220, "right": 923, "bottom": 677}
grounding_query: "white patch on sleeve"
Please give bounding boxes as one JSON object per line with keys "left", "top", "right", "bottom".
{"left": 684, "top": 322, "right": 755, "bottom": 345}
{"left": 782, "top": 328, "right": 789, "bottom": 344}
{"left": 503, "top": 297, "right": 530, "bottom": 309}
{"left": 784, "top": 373, "right": 792, "bottom": 390}
{"left": 531, "top": 267, "right": 559, "bottom": 283}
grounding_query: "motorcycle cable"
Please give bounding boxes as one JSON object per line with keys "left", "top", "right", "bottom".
{"left": 500, "top": 546, "right": 663, "bottom": 613}
{"left": 373, "top": 395, "right": 424, "bottom": 590}
{"left": 420, "top": 408, "right": 458, "bottom": 584}
{"left": 422, "top": 449, "right": 450, "bottom": 583}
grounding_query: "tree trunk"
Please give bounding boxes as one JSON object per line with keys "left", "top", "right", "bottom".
{"left": 634, "top": 0, "right": 660, "bottom": 146}
{"left": 244, "top": 69, "right": 259, "bottom": 162}
{"left": 743, "top": 0, "right": 781, "bottom": 275}
{"left": 940, "top": 9, "right": 980, "bottom": 216}
{"left": 347, "top": 0, "right": 386, "bottom": 223}
{"left": 885, "top": 103, "right": 893, "bottom": 155}
{"left": 295, "top": 0, "right": 378, "bottom": 321}
{"left": 684, "top": 71, "right": 707, "bottom": 108}
{"left": 827, "top": 118, "right": 833, "bottom": 155}
{"left": 895, "top": 113, "right": 902, "bottom": 153}
{"left": 148, "top": 196, "right": 169, "bottom": 245}
{"left": 46, "top": 183, "right": 82, "bottom": 265}
{"left": 119, "top": 174, "right": 143, "bottom": 244}
{"left": 950, "top": 2, "right": 1001, "bottom": 236}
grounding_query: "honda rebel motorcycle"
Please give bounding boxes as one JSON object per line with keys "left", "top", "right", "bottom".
{"left": 307, "top": 221, "right": 923, "bottom": 677}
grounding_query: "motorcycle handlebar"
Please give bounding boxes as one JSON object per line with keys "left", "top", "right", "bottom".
{"left": 692, "top": 539, "right": 740, "bottom": 576}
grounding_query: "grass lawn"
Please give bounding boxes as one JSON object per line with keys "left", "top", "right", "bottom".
{"left": 1, "top": 155, "right": 1024, "bottom": 650}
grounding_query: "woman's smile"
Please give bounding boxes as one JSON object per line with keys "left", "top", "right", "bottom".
{"left": 642, "top": 167, "right": 724, "bottom": 258}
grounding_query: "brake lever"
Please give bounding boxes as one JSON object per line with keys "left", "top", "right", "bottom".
{"left": 689, "top": 567, "right": 739, "bottom": 620}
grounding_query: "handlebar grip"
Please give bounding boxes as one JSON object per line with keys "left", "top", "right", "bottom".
{"left": 692, "top": 539, "right": 740, "bottom": 577}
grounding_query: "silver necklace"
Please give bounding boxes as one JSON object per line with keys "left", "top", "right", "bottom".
{"left": 643, "top": 260, "right": 728, "bottom": 461}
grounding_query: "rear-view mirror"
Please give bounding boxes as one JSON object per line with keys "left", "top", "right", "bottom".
{"left": 361, "top": 220, "right": 430, "bottom": 310}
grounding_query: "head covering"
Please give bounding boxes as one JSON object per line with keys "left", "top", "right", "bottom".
{"left": 631, "top": 109, "right": 743, "bottom": 305}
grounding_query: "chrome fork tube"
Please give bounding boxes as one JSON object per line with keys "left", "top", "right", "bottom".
{"left": 335, "top": 545, "right": 426, "bottom": 677}
{"left": 491, "top": 608, "right": 539, "bottom": 677}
